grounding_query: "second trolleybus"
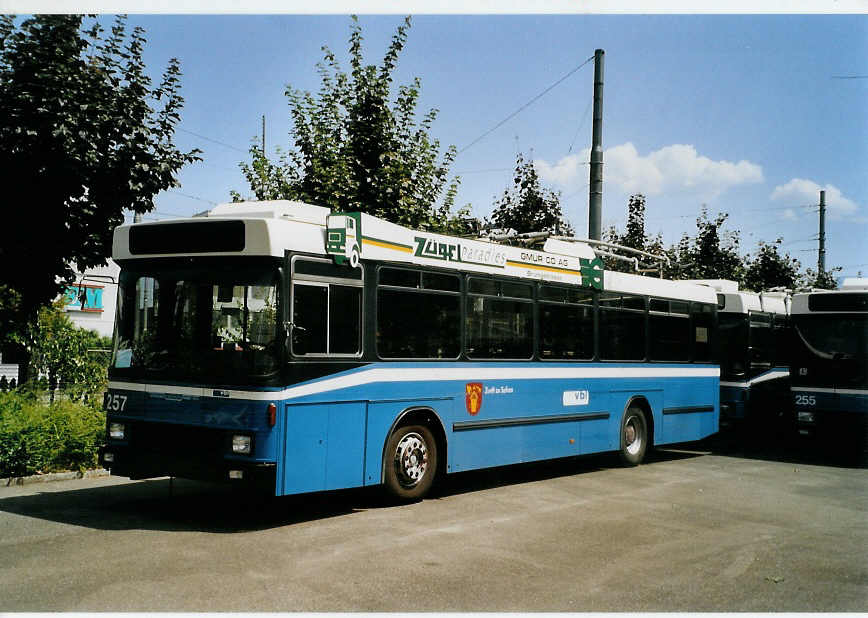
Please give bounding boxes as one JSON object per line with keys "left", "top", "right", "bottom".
{"left": 688, "top": 280, "right": 791, "bottom": 435}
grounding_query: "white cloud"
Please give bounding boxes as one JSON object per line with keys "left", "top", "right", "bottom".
{"left": 770, "top": 178, "right": 860, "bottom": 220}
{"left": 533, "top": 152, "right": 587, "bottom": 187}
{"left": 781, "top": 208, "right": 799, "bottom": 222}
{"left": 534, "top": 142, "right": 764, "bottom": 199}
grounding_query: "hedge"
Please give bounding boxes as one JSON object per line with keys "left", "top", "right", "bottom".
{"left": 0, "top": 390, "right": 105, "bottom": 478}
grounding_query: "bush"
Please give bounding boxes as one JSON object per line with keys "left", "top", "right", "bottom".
{"left": 0, "top": 389, "right": 105, "bottom": 477}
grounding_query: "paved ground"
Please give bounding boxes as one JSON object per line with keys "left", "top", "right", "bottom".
{"left": 1, "top": 434, "right": 866, "bottom": 612}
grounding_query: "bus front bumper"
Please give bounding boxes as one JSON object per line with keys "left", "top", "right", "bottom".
{"left": 99, "top": 445, "right": 277, "bottom": 491}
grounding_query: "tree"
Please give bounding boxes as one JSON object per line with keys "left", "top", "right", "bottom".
{"left": 489, "top": 152, "right": 574, "bottom": 235}
{"left": 603, "top": 194, "right": 667, "bottom": 273}
{"left": 234, "top": 16, "right": 472, "bottom": 234}
{"left": 27, "top": 302, "right": 111, "bottom": 402}
{"left": 0, "top": 15, "right": 199, "bottom": 380}
{"left": 667, "top": 207, "right": 744, "bottom": 281}
{"left": 799, "top": 267, "right": 841, "bottom": 291}
{"left": 741, "top": 238, "right": 801, "bottom": 292}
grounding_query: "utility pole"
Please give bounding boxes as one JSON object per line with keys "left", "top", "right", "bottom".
{"left": 818, "top": 190, "right": 826, "bottom": 276}
{"left": 262, "top": 115, "right": 266, "bottom": 154}
{"left": 588, "top": 49, "right": 605, "bottom": 241}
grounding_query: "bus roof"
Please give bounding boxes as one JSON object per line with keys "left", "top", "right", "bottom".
{"left": 683, "top": 279, "right": 789, "bottom": 315}
{"left": 792, "top": 288, "right": 868, "bottom": 314}
{"left": 112, "top": 200, "right": 717, "bottom": 304}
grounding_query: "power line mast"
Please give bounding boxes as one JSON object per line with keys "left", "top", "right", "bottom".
{"left": 588, "top": 49, "right": 604, "bottom": 241}
{"left": 818, "top": 190, "right": 826, "bottom": 276}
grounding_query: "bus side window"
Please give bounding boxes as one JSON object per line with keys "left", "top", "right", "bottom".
{"left": 292, "top": 284, "right": 328, "bottom": 355}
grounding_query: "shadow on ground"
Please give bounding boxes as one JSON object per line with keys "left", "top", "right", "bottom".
{"left": 0, "top": 448, "right": 701, "bottom": 534}
{"left": 700, "top": 425, "right": 868, "bottom": 469}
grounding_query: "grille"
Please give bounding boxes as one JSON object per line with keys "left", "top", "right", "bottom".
{"left": 129, "top": 421, "right": 226, "bottom": 457}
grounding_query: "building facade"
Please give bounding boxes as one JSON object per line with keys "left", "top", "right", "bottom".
{"left": 61, "top": 260, "right": 120, "bottom": 339}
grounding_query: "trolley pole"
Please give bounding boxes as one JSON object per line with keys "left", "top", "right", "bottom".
{"left": 588, "top": 49, "right": 605, "bottom": 241}
{"left": 818, "top": 190, "right": 826, "bottom": 276}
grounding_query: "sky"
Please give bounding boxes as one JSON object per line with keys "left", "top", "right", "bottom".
{"left": 100, "top": 11, "right": 867, "bottom": 279}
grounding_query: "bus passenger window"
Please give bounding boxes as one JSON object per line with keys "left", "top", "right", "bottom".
{"left": 538, "top": 284, "right": 594, "bottom": 360}
{"left": 292, "top": 284, "right": 327, "bottom": 355}
{"left": 649, "top": 298, "right": 690, "bottom": 362}
{"left": 692, "top": 302, "right": 714, "bottom": 362}
{"left": 291, "top": 283, "right": 361, "bottom": 356}
{"left": 329, "top": 285, "right": 362, "bottom": 354}
{"left": 599, "top": 292, "right": 646, "bottom": 361}
{"left": 291, "top": 257, "right": 363, "bottom": 357}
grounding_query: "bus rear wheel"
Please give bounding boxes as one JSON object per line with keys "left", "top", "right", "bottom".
{"left": 619, "top": 406, "right": 648, "bottom": 466}
{"left": 384, "top": 425, "right": 437, "bottom": 502}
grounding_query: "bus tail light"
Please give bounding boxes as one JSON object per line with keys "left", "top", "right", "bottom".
{"left": 267, "top": 403, "right": 277, "bottom": 427}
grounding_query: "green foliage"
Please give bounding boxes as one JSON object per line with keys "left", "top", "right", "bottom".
{"left": 603, "top": 194, "right": 666, "bottom": 273}
{"left": 27, "top": 303, "right": 110, "bottom": 400}
{"left": 800, "top": 267, "right": 841, "bottom": 291}
{"left": 741, "top": 239, "right": 802, "bottom": 292}
{"left": 235, "top": 16, "right": 471, "bottom": 234}
{"left": 605, "top": 196, "right": 839, "bottom": 291}
{"left": 0, "top": 15, "right": 199, "bottom": 358}
{"left": 665, "top": 207, "right": 745, "bottom": 281}
{"left": 490, "top": 152, "right": 574, "bottom": 235}
{"left": 0, "top": 390, "right": 105, "bottom": 477}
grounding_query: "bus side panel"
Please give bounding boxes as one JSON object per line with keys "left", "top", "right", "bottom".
{"left": 657, "top": 375, "right": 719, "bottom": 445}
{"left": 280, "top": 401, "right": 367, "bottom": 496}
{"left": 449, "top": 378, "right": 609, "bottom": 473}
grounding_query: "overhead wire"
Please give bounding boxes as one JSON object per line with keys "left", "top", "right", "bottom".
{"left": 457, "top": 54, "right": 595, "bottom": 156}
{"left": 177, "top": 128, "right": 249, "bottom": 154}
{"left": 567, "top": 94, "right": 594, "bottom": 154}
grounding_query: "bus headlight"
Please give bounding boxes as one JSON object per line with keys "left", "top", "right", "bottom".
{"left": 109, "top": 422, "right": 126, "bottom": 440}
{"left": 231, "top": 434, "right": 252, "bottom": 455}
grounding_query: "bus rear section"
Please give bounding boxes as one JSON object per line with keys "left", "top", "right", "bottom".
{"left": 790, "top": 282, "right": 868, "bottom": 458}
{"left": 687, "top": 280, "right": 792, "bottom": 439}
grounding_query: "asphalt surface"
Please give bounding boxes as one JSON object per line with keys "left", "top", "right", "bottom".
{"left": 1, "top": 433, "right": 866, "bottom": 612}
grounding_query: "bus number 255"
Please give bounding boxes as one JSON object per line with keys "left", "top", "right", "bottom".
{"left": 794, "top": 394, "right": 816, "bottom": 406}
{"left": 104, "top": 393, "right": 128, "bottom": 412}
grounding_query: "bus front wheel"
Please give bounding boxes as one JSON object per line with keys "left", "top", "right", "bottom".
{"left": 619, "top": 406, "right": 648, "bottom": 466}
{"left": 384, "top": 425, "right": 437, "bottom": 502}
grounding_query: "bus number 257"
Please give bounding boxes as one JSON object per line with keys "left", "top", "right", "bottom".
{"left": 104, "top": 393, "right": 128, "bottom": 412}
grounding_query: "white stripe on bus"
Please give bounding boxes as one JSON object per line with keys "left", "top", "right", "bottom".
{"left": 720, "top": 368, "right": 789, "bottom": 388}
{"left": 791, "top": 386, "right": 868, "bottom": 396}
{"left": 109, "top": 365, "right": 719, "bottom": 402}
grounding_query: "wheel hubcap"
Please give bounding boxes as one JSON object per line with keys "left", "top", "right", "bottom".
{"left": 625, "top": 417, "right": 642, "bottom": 455}
{"left": 394, "top": 432, "right": 429, "bottom": 488}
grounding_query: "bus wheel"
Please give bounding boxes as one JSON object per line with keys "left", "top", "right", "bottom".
{"left": 349, "top": 246, "right": 360, "bottom": 268}
{"left": 619, "top": 406, "right": 648, "bottom": 466}
{"left": 384, "top": 425, "right": 437, "bottom": 502}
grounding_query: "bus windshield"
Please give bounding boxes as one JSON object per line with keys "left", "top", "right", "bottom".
{"left": 793, "top": 314, "right": 868, "bottom": 361}
{"left": 110, "top": 263, "right": 281, "bottom": 385}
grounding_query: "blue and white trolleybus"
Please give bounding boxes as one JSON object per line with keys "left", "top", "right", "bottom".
{"left": 100, "top": 200, "right": 721, "bottom": 501}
